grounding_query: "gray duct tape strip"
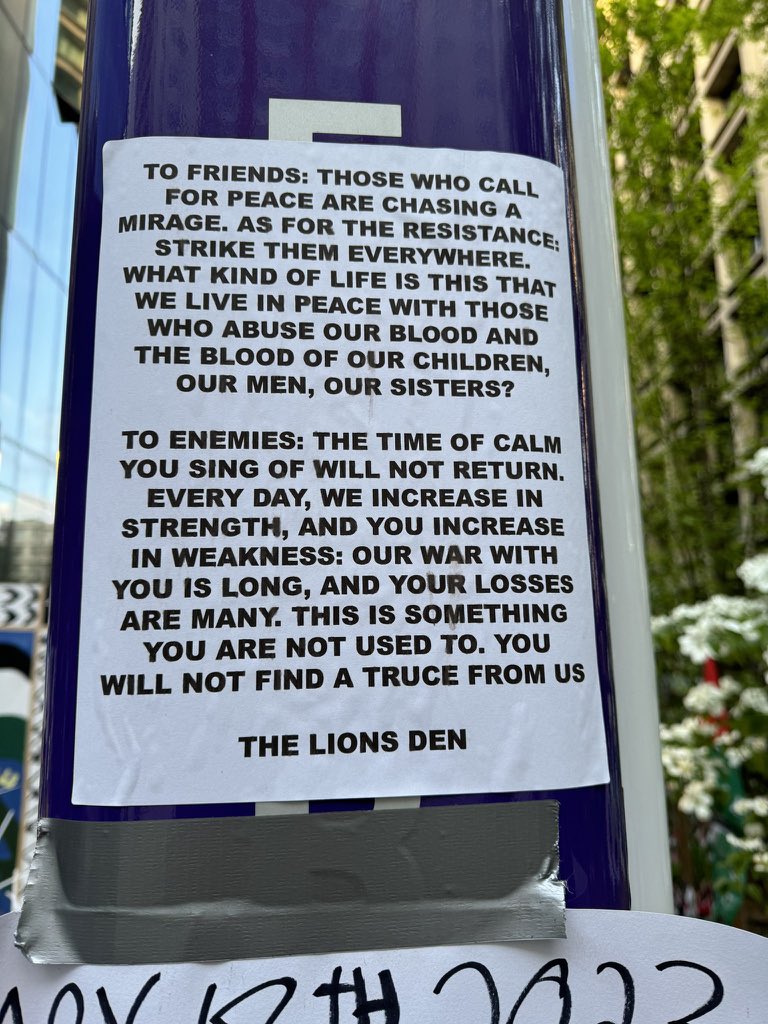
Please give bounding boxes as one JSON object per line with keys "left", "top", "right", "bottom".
{"left": 17, "top": 801, "right": 563, "bottom": 965}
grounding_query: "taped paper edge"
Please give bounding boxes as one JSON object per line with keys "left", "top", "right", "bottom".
{"left": 17, "top": 801, "right": 564, "bottom": 964}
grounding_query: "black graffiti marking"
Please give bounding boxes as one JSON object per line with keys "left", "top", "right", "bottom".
{"left": 0, "top": 953, "right": 734, "bottom": 1023}
{"left": 433, "top": 961, "right": 500, "bottom": 1024}
{"left": 197, "top": 984, "right": 217, "bottom": 1024}
{"left": 313, "top": 966, "right": 400, "bottom": 1024}
{"left": 0, "top": 988, "right": 23, "bottom": 1024}
{"left": 199, "top": 977, "right": 297, "bottom": 1024}
{"left": 96, "top": 973, "right": 160, "bottom": 1024}
{"left": 596, "top": 961, "right": 635, "bottom": 1024}
{"left": 506, "top": 958, "right": 571, "bottom": 1024}
{"left": 48, "top": 983, "right": 84, "bottom": 1024}
{"left": 655, "top": 961, "right": 724, "bottom": 1024}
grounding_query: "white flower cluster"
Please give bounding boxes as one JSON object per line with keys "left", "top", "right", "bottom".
{"left": 682, "top": 683, "right": 725, "bottom": 715}
{"left": 660, "top": 738, "right": 720, "bottom": 820}
{"left": 743, "top": 446, "right": 768, "bottom": 497}
{"left": 655, "top": 446, "right": 768, "bottom": 889}
{"left": 718, "top": 675, "right": 742, "bottom": 698}
{"left": 653, "top": 595, "right": 768, "bottom": 663}
{"left": 737, "top": 553, "right": 768, "bottom": 595}
{"left": 733, "top": 795, "right": 768, "bottom": 817}
{"left": 660, "top": 718, "right": 716, "bottom": 742}
{"left": 713, "top": 728, "right": 741, "bottom": 747}
{"left": 678, "top": 781, "right": 715, "bottom": 821}
{"left": 682, "top": 679, "right": 739, "bottom": 715}
{"left": 736, "top": 686, "right": 768, "bottom": 715}
{"left": 661, "top": 740, "right": 710, "bottom": 778}
{"left": 724, "top": 735, "right": 768, "bottom": 768}
{"left": 725, "top": 832, "right": 766, "bottom": 853}
{"left": 723, "top": 796, "right": 768, "bottom": 873}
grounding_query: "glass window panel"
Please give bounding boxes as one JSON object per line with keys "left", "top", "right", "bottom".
{"left": 0, "top": 485, "right": 14, "bottom": 528}
{"left": 16, "top": 448, "right": 55, "bottom": 506}
{"left": 37, "top": 112, "right": 76, "bottom": 281}
{"left": 0, "top": 438, "right": 21, "bottom": 496}
{"left": 31, "top": 0, "right": 61, "bottom": 77}
{"left": 2, "top": 0, "right": 35, "bottom": 48}
{"left": 0, "top": 493, "right": 16, "bottom": 580}
{"left": 41, "top": 453, "right": 57, "bottom": 507}
{"left": 14, "top": 65, "right": 50, "bottom": 250}
{"left": 0, "top": 232, "right": 36, "bottom": 440}
{"left": 0, "top": 9, "right": 28, "bottom": 232}
{"left": 4, "top": 492, "right": 54, "bottom": 582}
{"left": 46, "top": 334, "right": 65, "bottom": 459}
{"left": 61, "top": 0, "right": 87, "bottom": 31}
{"left": 19, "top": 265, "right": 64, "bottom": 458}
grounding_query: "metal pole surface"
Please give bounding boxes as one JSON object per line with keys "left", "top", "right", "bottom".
{"left": 562, "top": 0, "right": 673, "bottom": 912}
{"left": 39, "top": 0, "right": 658, "bottom": 911}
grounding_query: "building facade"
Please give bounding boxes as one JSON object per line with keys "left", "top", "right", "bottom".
{"left": 602, "top": 0, "right": 768, "bottom": 612}
{"left": 0, "top": 0, "right": 83, "bottom": 912}
{"left": 695, "top": 23, "right": 768, "bottom": 538}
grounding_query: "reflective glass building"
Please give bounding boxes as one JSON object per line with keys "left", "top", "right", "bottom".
{"left": 0, "top": 0, "right": 82, "bottom": 912}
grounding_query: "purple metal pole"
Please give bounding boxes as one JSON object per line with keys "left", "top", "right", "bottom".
{"left": 41, "top": 0, "right": 629, "bottom": 908}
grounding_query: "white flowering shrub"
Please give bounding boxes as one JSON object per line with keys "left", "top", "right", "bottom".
{"left": 743, "top": 447, "right": 768, "bottom": 499}
{"left": 653, "top": 597, "right": 768, "bottom": 665}
{"left": 653, "top": 450, "right": 768, "bottom": 924}
{"left": 737, "top": 553, "right": 768, "bottom": 595}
